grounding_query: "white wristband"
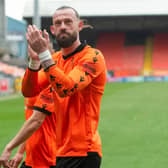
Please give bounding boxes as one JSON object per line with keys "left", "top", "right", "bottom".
{"left": 38, "top": 50, "right": 52, "bottom": 63}
{"left": 29, "top": 58, "right": 40, "bottom": 70}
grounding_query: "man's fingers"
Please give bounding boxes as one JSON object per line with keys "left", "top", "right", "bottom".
{"left": 26, "top": 24, "right": 48, "bottom": 54}
{"left": 26, "top": 30, "right": 33, "bottom": 46}
{"left": 43, "top": 29, "right": 54, "bottom": 53}
{"left": 12, "top": 161, "right": 18, "bottom": 168}
{"left": 28, "top": 45, "right": 33, "bottom": 53}
{"left": 39, "top": 30, "right": 42, "bottom": 35}
{"left": 32, "top": 24, "right": 38, "bottom": 31}
{"left": 27, "top": 24, "right": 41, "bottom": 42}
{"left": 27, "top": 25, "right": 34, "bottom": 38}
{"left": 27, "top": 45, "right": 39, "bottom": 60}
{"left": 32, "top": 25, "right": 43, "bottom": 38}
{"left": 0, "top": 157, "right": 8, "bottom": 168}
{"left": 2, "top": 161, "right": 10, "bottom": 168}
{"left": 9, "top": 159, "right": 14, "bottom": 167}
{"left": 43, "top": 29, "right": 49, "bottom": 42}
{"left": 28, "top": 45, "right": 35, "bottom": 54}
{"left": 9, "top": 159, "right": 18, "bottom": 168}
{"left": 25, "top": 33, "right": 31, "bottom": 45}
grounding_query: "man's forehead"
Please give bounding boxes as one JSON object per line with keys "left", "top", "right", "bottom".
{"left": 53, "top": 9, "right": 77, "bottom": 20}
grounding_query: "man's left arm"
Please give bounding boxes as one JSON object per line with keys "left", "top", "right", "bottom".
{"left": 41, "top": 50, "right": 106, "bottom": 97}
{"left": 0, "top": 110, "right": 46, "bottom": 168}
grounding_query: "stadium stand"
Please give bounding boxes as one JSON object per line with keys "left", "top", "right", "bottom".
{"left": 96, "top": 32, "right": 125, "bottom": 71}
{"left": 123, "top": 45, "right": 144, "bottom": 70}
{"left": 96, "top": 32, "right": 145, "bottom": 77}
{"left": 152, "top": 33, "right": 168, "bottom": 70}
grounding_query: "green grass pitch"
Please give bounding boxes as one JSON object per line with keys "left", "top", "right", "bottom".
{"left": 1, "top": 82, "right": 168, "bottom": 168}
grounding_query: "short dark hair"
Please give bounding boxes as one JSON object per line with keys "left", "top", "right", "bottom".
{"left": 55, "top": 6, "right": 80, "bottom": 19}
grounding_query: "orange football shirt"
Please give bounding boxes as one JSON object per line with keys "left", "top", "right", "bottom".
{"left": 24, "top": 86, "right": 57, "bottom": 168}
{"left": 22, "top": 44, "right": 106, "bottom": 157}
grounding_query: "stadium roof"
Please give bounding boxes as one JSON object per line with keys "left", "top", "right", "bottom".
{"left": 23, "top": 0, "right": 168, "bottom": 17}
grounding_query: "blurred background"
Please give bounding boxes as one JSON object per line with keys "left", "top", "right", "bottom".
{"left": 1, "top": 1, "right": 168, "bottom": 168}
{"left": 1, "top": 0, "right": 168, "bottom": 95}
{"left": 0, "top": 0, "right": 168, "bottom": 95}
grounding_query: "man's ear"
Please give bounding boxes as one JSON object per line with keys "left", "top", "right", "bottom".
{"left": 78, "top": 20, "right": 83, "bottom": 32}
{"left": 50, "top": 25, "right": 55, "bottom": 35}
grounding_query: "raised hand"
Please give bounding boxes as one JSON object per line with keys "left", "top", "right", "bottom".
{"left": 26, "top": 25, "right": 48, "bottom": 54}
{"left": 43, "top": 29, "right": 55, "bottom": 54}
{"left": 27, "top": 45, "right": 39, "bottom": 60}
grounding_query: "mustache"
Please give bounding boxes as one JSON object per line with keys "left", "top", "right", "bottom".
{"left": 58, "top": 30, "right": 70, "bottom": 37}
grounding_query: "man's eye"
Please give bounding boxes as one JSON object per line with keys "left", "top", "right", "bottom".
{"left": 65, "top": 20, "right": 72, "bottom": 24}
{"left": 55, "top": 22, "right": 61, "bottom": 25}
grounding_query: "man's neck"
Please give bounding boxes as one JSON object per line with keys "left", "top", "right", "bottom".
{"left": 61, "top": 40, "right": 81, "bottom": 57}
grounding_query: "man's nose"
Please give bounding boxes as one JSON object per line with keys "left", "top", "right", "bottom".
{"left": 60, "top": 22, "right": 66, "bottom": 29}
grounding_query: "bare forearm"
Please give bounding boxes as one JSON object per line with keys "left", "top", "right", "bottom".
{"left": 17, "top": 142, "right": 26, "bottom": 154}
{"left": 6, "top": 117, "right": 42, "bottom": 151}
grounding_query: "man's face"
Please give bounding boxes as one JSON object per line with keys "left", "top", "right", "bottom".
{"left": 52, "top": 8, "right": 80, "bottom": 48}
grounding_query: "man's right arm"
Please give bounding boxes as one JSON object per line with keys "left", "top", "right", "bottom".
{"left": 22, "top": 31, "right": 53, "bottom": 97}
{"left": 22, "top": 68, "right": 49, "bottom": 97}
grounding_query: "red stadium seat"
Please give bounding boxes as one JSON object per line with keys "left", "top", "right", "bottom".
{"left": 152, "top": 33, "right": 168, "bottom": 70}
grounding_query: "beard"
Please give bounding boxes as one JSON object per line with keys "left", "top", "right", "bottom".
{"left": 55, "top": 30, "right": 77, "bottom": 48}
